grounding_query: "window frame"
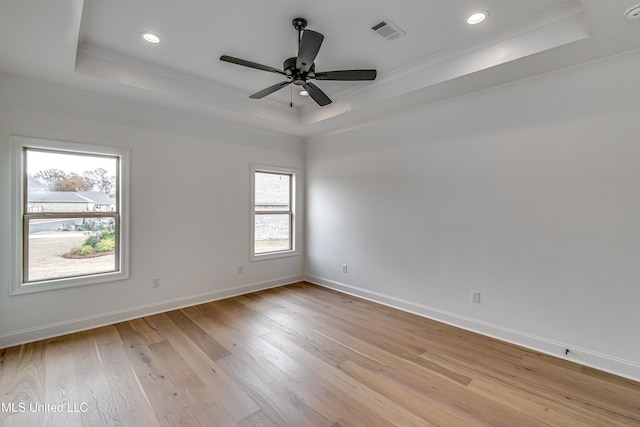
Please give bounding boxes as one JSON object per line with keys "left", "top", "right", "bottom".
{"left": 11, "top": 136, "right": 130, "bottom": 295}
{"left": 250, "top": 164, "right": 298, "bottom": 261}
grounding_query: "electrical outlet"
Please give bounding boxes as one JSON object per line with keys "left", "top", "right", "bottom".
{"left": 471, "top": 290, "right": 481, "bottom": 303}
{"left": 237, "top": 266, "right": 243, "bottom": 274}
{"left": 152, "top": 278, "right": 160, "bottom": 288}
{"left": 342, "top": 264, "right": 348, "bottom": 273}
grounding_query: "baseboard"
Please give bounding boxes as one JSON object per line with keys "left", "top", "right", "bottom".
{"left": 0, "top": 274, "right": 304, "bottom": 349}
{"left": 306, "top": 274, "right": 640, "bottom": 383}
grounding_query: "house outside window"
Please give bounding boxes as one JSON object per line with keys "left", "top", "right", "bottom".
{"left": 11, "top": 136, "right": 129, "bottom": 294}
{"left": 251, "top": 165, "right": 297, "bottom": 260}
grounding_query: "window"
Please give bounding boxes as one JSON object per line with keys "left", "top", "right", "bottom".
{"left": 12, "top": 136, "right": 129, "bottom": 294}
{"left": 251, "top": 165, "right": 297, "bottom": 260}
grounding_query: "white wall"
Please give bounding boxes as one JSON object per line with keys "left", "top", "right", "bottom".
{"left": 2, "top": 51, "right": 640, "bottom": 381}
{"left": 305, "top": 52, "right": 640, "bottom": 380}
{"left": 0, "top": 77, "right": 304, "bottom": 345}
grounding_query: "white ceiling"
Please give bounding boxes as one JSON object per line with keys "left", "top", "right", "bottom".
{"left": 1, "top": 0, "right": 640, "bottom": 137}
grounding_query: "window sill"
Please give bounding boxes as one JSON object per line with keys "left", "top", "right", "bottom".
{"left": 11, "top": 270, "right": 129, "bottom": 296}
{"left": 250, "top": 250, "right": 298, "bottom": 262}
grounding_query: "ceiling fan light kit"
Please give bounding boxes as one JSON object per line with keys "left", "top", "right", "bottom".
{"left": 220, "top": 17, "right": 377, "bottom": 107}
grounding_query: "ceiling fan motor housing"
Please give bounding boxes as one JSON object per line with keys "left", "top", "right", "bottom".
{"left": 284, "top": 57, "right": 315, "bottom": 85}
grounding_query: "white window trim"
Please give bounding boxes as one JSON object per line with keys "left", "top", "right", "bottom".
{"left": 11, "top": 136, "right": 130, "bottom": 295}
{"left": 250, "top": 164, "right": 298, "bottom": 261}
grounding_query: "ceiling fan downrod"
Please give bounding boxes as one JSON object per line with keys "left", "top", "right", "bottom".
{"left": 292, "top": 17, "right": 308, "bottom": 46}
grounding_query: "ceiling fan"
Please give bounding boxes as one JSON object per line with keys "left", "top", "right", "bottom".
{"left": 220, "top": 18, "right": 377, "bottom": 107}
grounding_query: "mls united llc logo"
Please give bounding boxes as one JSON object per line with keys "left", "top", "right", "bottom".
{"left": 1, "top": 401, "right": 89, "bottom": 413}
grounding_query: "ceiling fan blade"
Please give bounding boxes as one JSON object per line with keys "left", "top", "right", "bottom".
{"left": 249, "top": 81, "right": 292, "bottom": 99}
{"left": 297, "top": 30, "right": 324, "bottom": 73}
{"left": 303, "top": 82, "right": 332, "bottom": 106}
{"left": 220, "top": 55, "right": 287, "bottom": 76}
{"left": 314, "top": 69, "right": 377, "bottom": 81}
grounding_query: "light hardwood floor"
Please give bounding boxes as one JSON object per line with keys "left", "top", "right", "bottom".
{"left": 1, "top": 282, "right": 639, "bottom": 426}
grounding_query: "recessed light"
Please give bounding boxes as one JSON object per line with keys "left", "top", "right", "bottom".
{"left": 141, "top": 31, "right": 161, "bottom": 44}
{"left": 625, "top": 3, "right": 640, "bottom": 20}
{"left": 299, "top": 90, "right": 309, "bottom": 96}
{"left": 467, "top": 11, "right": 489, "bottom": 25}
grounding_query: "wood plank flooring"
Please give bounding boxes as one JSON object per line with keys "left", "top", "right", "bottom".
{"left": 1, "top": 282, "right": 639, "bottom": 426}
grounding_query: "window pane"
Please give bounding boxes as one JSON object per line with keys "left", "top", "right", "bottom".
{"left": 255, "top": 172, "right": 290, "bottom": 212}
{"left": 26, "top": 217, "right": 117, "bottom": 282}
{"left": 254, "top": 213, "right": 291, "bottom": 254}
{"left": 26, "top": 150, "right": 117, "bottom": 213}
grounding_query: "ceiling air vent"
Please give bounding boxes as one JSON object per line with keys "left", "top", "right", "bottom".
{"left": 371, "top": 20, "right": 406, "bottom": 41}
